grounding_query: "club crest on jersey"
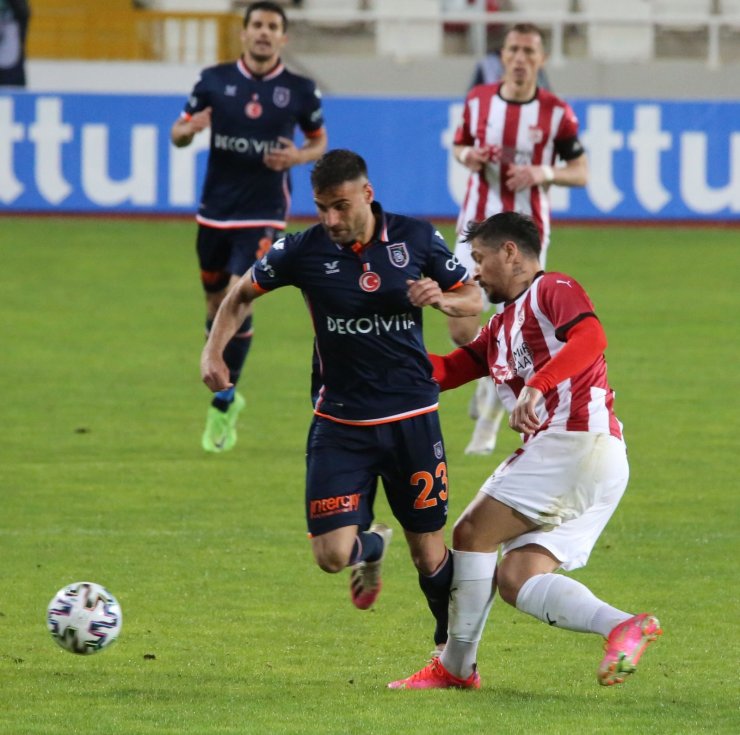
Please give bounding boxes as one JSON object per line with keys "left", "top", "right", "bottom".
{"left": 359, "top": 271, "right": 381, "bottom": 292}
{"left": 528, "top": 125, "right": 544, "bottom": 144}
{"left": 433, "top": 441, "right": 444, "bottom": 459}
{"left": 273, "top": 87, "right": 290, "bottom": 108}
{"left": 387, "top": 242, "right": 409, "bottom": 269}
{"left": 245, "top": 94, "right": 262, "bottom": 119}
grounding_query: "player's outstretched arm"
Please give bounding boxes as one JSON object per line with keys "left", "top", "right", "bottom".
{"left": 406, "top": 278, "right": 482, "bottom": 317}
{"left": 429, "top": 348, "right": 488, "bottom": 391}
{"left": 200, "top": 272, "right": 264, "bottom": 392}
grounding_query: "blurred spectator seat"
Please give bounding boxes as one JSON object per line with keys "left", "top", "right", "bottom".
{"left": 376, "top": 0, "right": 443, "bottom": 58}
{"left": 510, "top": 0, "right": 572, "bottom": 14}
{"left": 442, "top": 0, "right": 500, "bottom": 56}
{"left": 651, "top": 0, "right": 713, "bottom": 31}
{"left": 156, "top": 0, "right": 231, "bottom": 9}
{"left": 443, "top": 0, "right": 499, "bottom": 32}
{"left": 302, "top": 0, "right": 366, "bottom": 29}
{"left": 718, "top": 0, "right": 740, "bottom": 23}
{"left": 582, "top": 0, "right": 654, "bottom": 61}
{"left": 27, "top": 0, "right": 142, "bottom": 60}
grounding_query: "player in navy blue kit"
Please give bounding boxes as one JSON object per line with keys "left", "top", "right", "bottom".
{"left": 201, "top": 150, "right": 482, "bottom": 654}
{"left": 172, "top": 1, "right": 327, "bottom": 453}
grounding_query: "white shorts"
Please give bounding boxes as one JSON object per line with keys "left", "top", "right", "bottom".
{"left": 480, "top": 431, "right": 629, "bottom": 571}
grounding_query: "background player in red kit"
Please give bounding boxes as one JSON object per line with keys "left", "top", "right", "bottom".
{"left": 171, "top": 1, "right": 327, "bottom": 453}
{"left": 450, "top": 23, "right": 588, "bottom": 456}
{"left": 390, "top": 212, "right": 661, "bottom": 690}
{"left": 201, "top": 150, "right": 482, "bottom": 655}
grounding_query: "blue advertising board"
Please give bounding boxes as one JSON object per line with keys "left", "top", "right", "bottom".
{"left": 1, "top": 92, "right": 738, "bottom": 220}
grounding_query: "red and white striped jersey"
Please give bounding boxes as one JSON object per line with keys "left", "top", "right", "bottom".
{"left": 454, "top": 84, "right": 582, "bottom": 248}
{"left": 467, "top": 272, "right": 623, "bottom": 440}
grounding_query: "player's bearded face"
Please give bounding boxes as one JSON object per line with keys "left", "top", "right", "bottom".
{"left": 315, "top": 180, "right": 374, "bottom": 246}
{"left": 241, "top": 11, "right": 287, "bottom": 64}
{"left": 472, "top": 241, "right": 509, "bottom": 304}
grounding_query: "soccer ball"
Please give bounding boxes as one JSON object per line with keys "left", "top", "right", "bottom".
{"left": 47, "top": 582, "right": 122, "bottom": 655}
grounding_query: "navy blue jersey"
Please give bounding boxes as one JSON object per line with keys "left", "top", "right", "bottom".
{"left": 251, "top": 203, "right": 469, "bottom": 424}
{"left": 183, "top": 58, "right": 324, "bottom": 228}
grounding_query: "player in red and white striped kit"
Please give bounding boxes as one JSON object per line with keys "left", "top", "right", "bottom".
{"left": 389, "top": 212, "right": 661, "bottom": 690}
{"left": 451, "top": 23, "right": 588, "bottom": 456}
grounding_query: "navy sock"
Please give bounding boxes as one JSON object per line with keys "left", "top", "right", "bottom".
{"left": 207, "top": 315, "right": 252, "bottom": 411}
{"left": 349, "top": 530, "right": 385, "bottom": 566}
{"left": 212, "top": 386, "right": 235, "bottom": 412}
{"left": 419, "top": 549, "right": 453, "bottom": 645}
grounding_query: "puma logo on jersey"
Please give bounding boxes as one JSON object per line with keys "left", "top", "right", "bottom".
{"left": 556, "top": 279, "right": 573, "bottom": 287}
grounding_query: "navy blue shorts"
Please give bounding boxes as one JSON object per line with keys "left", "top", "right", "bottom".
{"left": 305, "top": 413, "right": 449, "bottom": 537}
{"left": 197, "top": 225, "right": 277, "bottom": 293}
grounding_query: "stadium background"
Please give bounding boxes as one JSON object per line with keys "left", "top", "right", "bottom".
{"left": 1, "top": 4, "right": 738, "bottom": 735}
{"left": 2, "top": 0, "right": 739, "bottom": 222}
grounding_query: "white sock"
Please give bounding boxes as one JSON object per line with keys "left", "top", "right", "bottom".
{"left": 516, "top": 573, "right": 631, "bottom": 636}
{"left": 440, "top": 550, "right": 497, "bottom": 679}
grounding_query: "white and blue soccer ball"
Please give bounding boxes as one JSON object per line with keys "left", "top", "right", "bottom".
{"left": 47, "top": 582, "right": 122, "bottom": 655}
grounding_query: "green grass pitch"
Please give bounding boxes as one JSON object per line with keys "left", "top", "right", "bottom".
{"left": 0, "top": 217, "right": 737, "bottom": 734}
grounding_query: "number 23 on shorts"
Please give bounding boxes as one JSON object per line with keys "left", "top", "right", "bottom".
{"left": 411, "top": 462, "right": 448, "bottom": 510}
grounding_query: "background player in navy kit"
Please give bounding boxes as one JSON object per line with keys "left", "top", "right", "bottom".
{"left": 201, "top": 150, "right": 482, "bottom": 653}
{"left": 171, "top": 1, "right": 327, "bottom": 453}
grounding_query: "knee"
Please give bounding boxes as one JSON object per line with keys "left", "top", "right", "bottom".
{"left": 451, "top": 513, "right": 477, "bottom": 551}
{"left": 495, "top": 561, "right": 525, "bottom": 607}
{"left": 312, "top": 547, "right": 350, "bottom": 574}
{"left": 314, "top": 554, "right": 347, "bottom": 574}
{"left": 410, "top": 548, "right": 444, "bottom": 577}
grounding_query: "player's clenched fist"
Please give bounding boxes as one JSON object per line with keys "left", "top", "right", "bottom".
{"left": 508, "top": 385, "right": 543, "bottom": 435}
{"left": 406, "top": 278, "right": 444, "bottom": 309}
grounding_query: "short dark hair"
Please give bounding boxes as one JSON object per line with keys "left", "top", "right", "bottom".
{"left": 463, "top": 212, "right": 541, "bottom": 259}
{"left": 504, "top": 23, "right": 545, "bottom": 46}
{"left": 244, "top": 2, "right": 288, "bottom": 32}
{"left": 310, "top": 149, "right": 368, "bottom": 193}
